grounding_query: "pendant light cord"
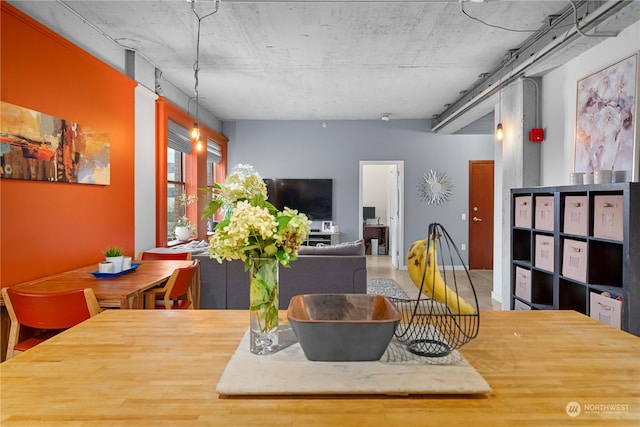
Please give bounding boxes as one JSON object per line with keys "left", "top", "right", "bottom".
{"left": 192, "top": 0, "right": 221, "bottom": 124}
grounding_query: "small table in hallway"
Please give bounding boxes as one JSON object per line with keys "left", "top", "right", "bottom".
{"left": 363, "top": 225, "right": 389, "bottom": 255}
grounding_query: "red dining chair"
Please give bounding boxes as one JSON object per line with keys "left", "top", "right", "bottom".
{"left": 137, "top": 251, "right": 192, "bottom": 261}
{"left": 145, "top": 259, "right": 200, "bottom": 310}
{"left": 139, "top": 251, "right": 197, "bottom": 308}
{"left": 1, "top": 287, "right": 102, "bottom": 360}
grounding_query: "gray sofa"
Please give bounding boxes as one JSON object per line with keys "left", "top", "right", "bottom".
{"left": 195, "top": 240, "right": 367, "bottom": 309}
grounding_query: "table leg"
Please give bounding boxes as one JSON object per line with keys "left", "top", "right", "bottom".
{"left": 145, "top": 290, "right": 157, "bottom": 310}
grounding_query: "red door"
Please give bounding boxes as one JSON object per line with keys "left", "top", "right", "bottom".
{"left": 468, "top": 161, "right": 494, "bottom": 270}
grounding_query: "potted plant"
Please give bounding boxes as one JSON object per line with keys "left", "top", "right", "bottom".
{"left": 98, "top": 261, "right": 114, "bottom": 273}
{"left": 175, "top": 193, "right": 198, "bottom": 241}
{"left": 103, "top": 246, "right": 124, "bottom": 273}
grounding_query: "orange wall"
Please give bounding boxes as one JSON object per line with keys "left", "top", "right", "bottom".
{"left": 0, "top": 3, "right": 137, "bottom": 285}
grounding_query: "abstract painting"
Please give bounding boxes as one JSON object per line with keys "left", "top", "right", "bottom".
{"left": 574, "top": 53, "right": 638, "bottom": 179}
{"left": 0, "top": 101, "right": 110, "bottom": 184}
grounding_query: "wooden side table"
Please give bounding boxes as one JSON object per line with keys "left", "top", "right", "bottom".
{"left": 363, "top": 225, "right": 389, "bottom": 255}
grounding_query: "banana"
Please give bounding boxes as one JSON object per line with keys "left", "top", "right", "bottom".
{"left": 407, "top": 236, "right": 476, "bottom": 315}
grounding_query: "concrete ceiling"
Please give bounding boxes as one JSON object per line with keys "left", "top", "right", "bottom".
{"left": 7, "top": 1, "right": 638, "bottom": 124}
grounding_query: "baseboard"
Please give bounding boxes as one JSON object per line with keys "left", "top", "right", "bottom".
{"left": 491, "top": 290, "right": 503, "bottom": 303}
{"left": 397, "top": 264, "right": 469, "bottom": 271}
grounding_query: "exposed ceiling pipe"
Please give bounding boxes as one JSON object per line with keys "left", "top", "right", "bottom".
{"left": 431, "top": 0, "right": 632, "bottom": 134}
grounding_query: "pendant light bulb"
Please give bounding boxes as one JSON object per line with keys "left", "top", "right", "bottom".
{"left": 196, "top": 139, "right": 203, "bottom": 151}
{"left": 191, "top": 122, "right": 200, "bottom": 140}
{"left": 496, "top": 123, "right": 504, "bottom": 141}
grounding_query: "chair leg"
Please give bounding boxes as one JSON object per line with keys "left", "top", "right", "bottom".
{"left": 187, "top": 288, "right": 194, "bottom": 310}
{"left": 193, "top": 264, "right": 201, "bottom": 309}
{"left": 3, "top": 288, "right": 20, "bottom": 360}
{"left": 5, "top": 322, "right": 19, "bottom": 360}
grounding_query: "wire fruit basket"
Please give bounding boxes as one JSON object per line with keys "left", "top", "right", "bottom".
{"left": 391, "top": 223, "right": 480, "bottom": 357}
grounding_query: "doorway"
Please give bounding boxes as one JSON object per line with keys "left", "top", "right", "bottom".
{"left": 468, "top": 160, "right": 494, "bottom": 270}
{"left": 359, "top": 161, "right": 404, "bottom": 269}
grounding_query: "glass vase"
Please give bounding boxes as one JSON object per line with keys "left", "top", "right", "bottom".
{"left": 249, "top": 257, "right": 279, "bottom": 355}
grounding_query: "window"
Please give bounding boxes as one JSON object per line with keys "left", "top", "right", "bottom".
{"left": 206, "top": 139, "right": 221, "bottom": 187}
{"left": 205, "top": 139, "right": 222, "bottom": 231}
{"left": 167, "top": 147, "right": 185, "bottom": 241}
{"left": 167, "top": 120, "right": 192, "bottom": 242}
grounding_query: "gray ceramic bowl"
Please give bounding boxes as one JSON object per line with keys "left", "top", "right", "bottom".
{"left": 287, "top": 293, "right": 401, "bottom": 361}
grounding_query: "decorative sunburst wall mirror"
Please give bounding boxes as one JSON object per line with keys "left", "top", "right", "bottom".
{"left": 418, "top": 170, "right": 454, "bottom": 206}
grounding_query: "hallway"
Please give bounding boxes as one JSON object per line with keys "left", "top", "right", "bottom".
{"left": 366, "top": 255, "right": 502, "bottom": 311}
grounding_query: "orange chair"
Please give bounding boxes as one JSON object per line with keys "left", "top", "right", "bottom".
{"left": 1, "top": 287, "right": 102, "bottom": 360}
{"left": 145, "top": 259, "right": 200, "bottom": 309}
{"left": 137, "top": 251, "right": 192, "bottom": 261}
{"left": 138, "top": 251, "right": 197, "bottom": 308}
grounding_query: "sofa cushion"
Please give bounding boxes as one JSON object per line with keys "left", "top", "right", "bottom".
{"left": 298, "top": 239, "right": 365, "bottom": 256}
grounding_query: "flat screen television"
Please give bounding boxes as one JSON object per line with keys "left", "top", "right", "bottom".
{"left": 264, "top": 178, "right": 333, "bottom": 221}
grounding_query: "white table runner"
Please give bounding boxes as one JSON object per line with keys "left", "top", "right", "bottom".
{"left": 216, "top": 326, "right": 491, "bottom": 396}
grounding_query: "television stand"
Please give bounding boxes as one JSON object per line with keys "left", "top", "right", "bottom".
{"left": 304, "top": 231, "right": 340, "bottom": 246}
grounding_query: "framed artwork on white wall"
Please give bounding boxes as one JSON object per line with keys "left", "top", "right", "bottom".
{"left": 574, "top": 53, "right": 638, "bottom": 182}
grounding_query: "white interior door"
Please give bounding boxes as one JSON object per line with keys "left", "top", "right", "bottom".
{"left": 359, "top": 160, "right": 404, "bottom": 269}
{"left": 388, "top": 165, "right": 399, "bottom": 268}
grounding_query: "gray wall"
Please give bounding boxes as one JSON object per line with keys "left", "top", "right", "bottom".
{"left": 223, "top": 119, "right": 494, "bottom": 265}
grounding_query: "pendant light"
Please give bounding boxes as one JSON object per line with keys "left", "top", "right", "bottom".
{"left": 496, "top": 87, "right": 503, "bottom": 141}
{"left": 190, "top": 0, "right": 221, "bottom": 151}
{"left": 191, "top": 122, "right": 200, "bottom": 140}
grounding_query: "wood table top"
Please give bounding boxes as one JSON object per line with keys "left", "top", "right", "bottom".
{"left": 2, "top": 260, "right": 193, "bottom": 308}
{"left": 1, "top": 310, "right": 638, "bottom": 426}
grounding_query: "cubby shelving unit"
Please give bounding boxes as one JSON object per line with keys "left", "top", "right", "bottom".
{"left": 510, "top": 183, "right": 639, "bottom": 337}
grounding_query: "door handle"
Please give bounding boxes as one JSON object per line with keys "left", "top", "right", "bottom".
{"left": 473, "top": 216, "right": 483, "bottom": 222}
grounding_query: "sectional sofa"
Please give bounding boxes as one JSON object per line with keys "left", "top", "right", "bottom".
{"left": 194, "top": 240, "right": 367, "bottom": 309}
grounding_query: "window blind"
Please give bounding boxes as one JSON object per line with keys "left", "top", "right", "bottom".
{"left": 207, "top": 139, "right": 222, "bottom": 163}
{"left": 168, "top": 120, "right": 192, "bottom": 154}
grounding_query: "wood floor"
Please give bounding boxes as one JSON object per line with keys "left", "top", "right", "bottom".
{"left": 366, "top": 255, "right": 502, "bottom": 311}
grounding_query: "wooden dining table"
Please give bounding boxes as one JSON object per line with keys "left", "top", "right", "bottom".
{"left": 0, "top": 259, "right": 196, "bottom": 361}
{"left": 2, "top": 259, "right": 195, "bottom": 309}
{"left": 1, "top": 309, "right": 638, "bottom": 426}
